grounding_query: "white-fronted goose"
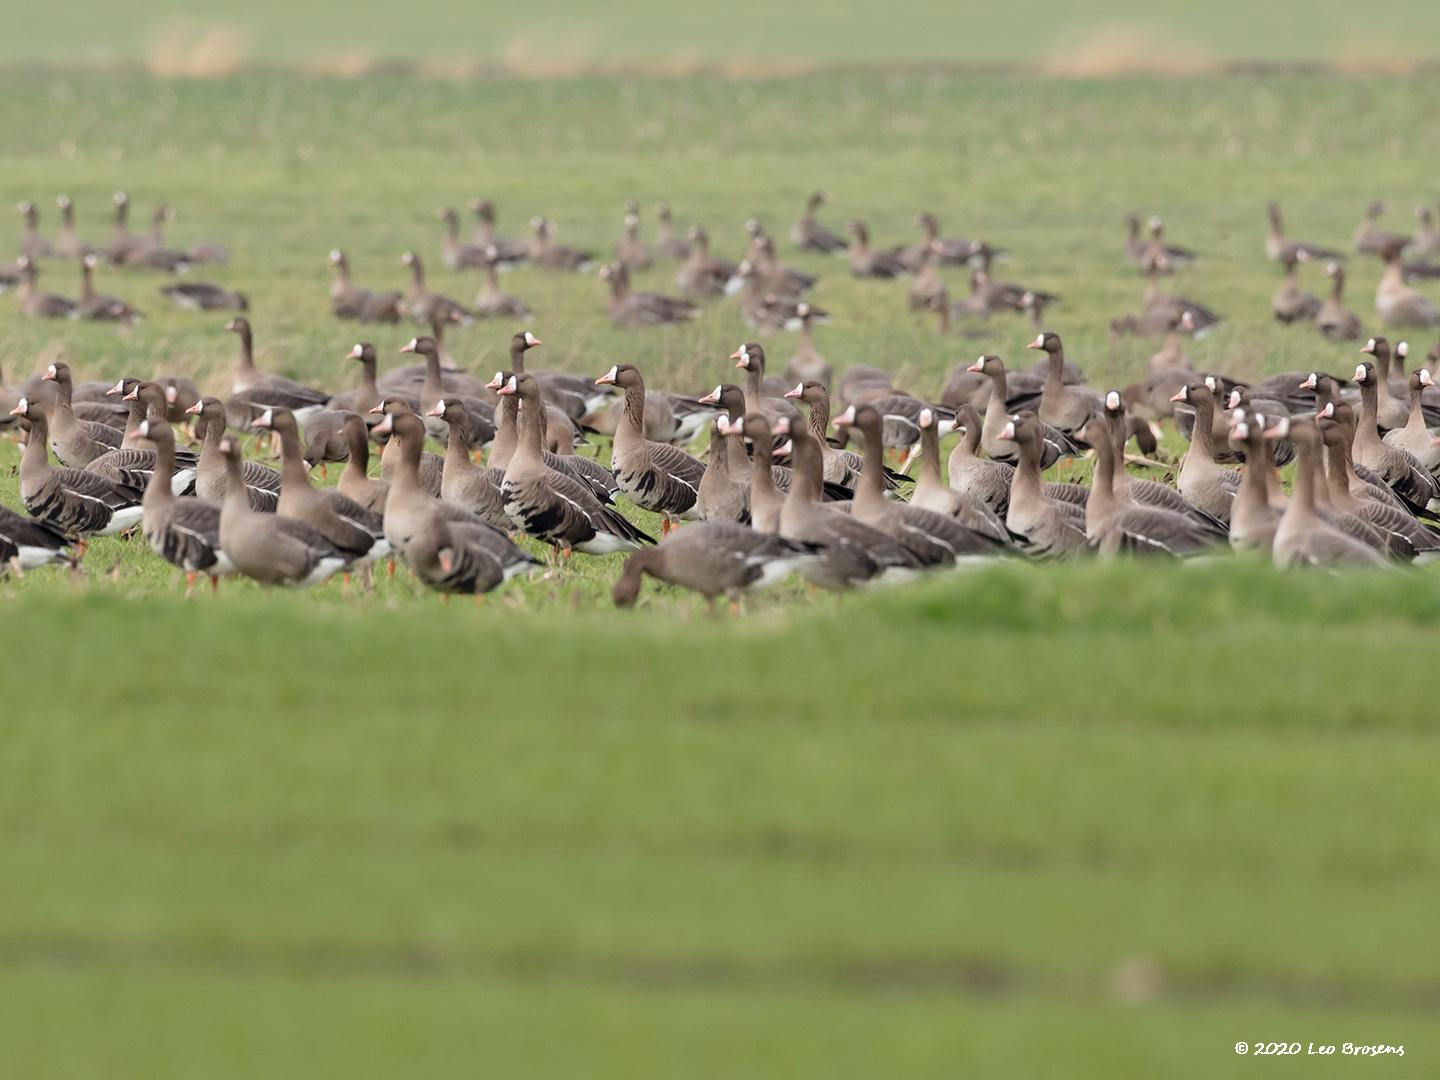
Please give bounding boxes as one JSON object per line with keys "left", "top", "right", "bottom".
{"left": 301, "top": 410, "right": 353, "bottom": 475}
{"left": 372, "top": 396, "right": 443, "bottom": 496}
{"left": 1079, "top": 415, "right": 1219, "bottom": 558}
{"left": 1375, "top": 239, "right": 1439, "bottom": 327}
{"left": 749, "top": 228, "right": 817, "bottom": 295}
{"left": 225, "top": 318, "right": 331, "bottom": 422}
{"left": 18, "top": 201, "right": 52, "bottom": 261}
{"left": 1140, "top": 217, "right": 1198, "bottom": 271}
{"left": 439, "top": 207, "right": 489, "bottom": 270}
{"left": 528, "top": 217, "right": 595, "bottom": 272}
{"left": 1358, "top": 337, "right": 1411, "bottom": 430}
{"left": 402, "top": 335, "right": 496, "bottom": 446}
{"left": 1266, "top": 416, "right": 1385, "bottom": 568}
{"left": 774, "top": 419, "right": 921, "bottom": 588}
{"left": 1354, "top": 200, "right": 1408, "bottom": 257}
{"left": 1100, "top": 391, "right": 1224, "bottom": 531}
{"left": 785, "top": 380, "right": 865, "bottom": 488}
{"left": 406, "top": 513, "right": 533, "bottom": 598}
{"left": 654, "top": 202, "right": 691, "bottom": 261}
{"left": 14, "top": 258, "right": 76, "bottom": 318}
{"left": 791, "top": 192, "right": 847, "bottom": 255}
{"left": 1350, "top": 361, "right": 1440, "bottom": 509}
{"left": 74, "top": 254, "right": 140, "bottom": 322}
{"left": 39, "top": 363, "right": 123, "bottom": 466}
{"left": 968, "top": 355, "right": 1079, "bottom": 468}
{"left": 106, "top": 191, "right": 144, "bottom": 265}
{"left": 1272, "top": 251, "right": 1321, "bottom": 324}
{"left": 694, "top": 416, "right": 750, "bottom": 524}
{"left": 904, "top": 212, "right": 983, "bottom": 270}
{"left": 400, "top": 251, "right": 474, "bottom": 325}
{"left": 907, "top": 241, "right": 947, "bottom": 312}
{"left": 161, "top": 281, "right": 248, "bottom": 311}
{"left": 1265, "top": 201, "right": 1344, "bottom": 264}
{"left": 135, "top": 418, "right": 233, "bottom": 591}
{"left": 844, "top": 220, "right": 908, "bottom": 278}
{"left": 946, "top": 404, "right": 1014, "bottom": 518}
{"left": 596, "top": 363, "right": 704, "bottom": 532}
{"left": 121, "top": 204, "right": 189, "bottom": 273}
{"left": 1169, "top": 381, "right": 1240, "bottom": 524}
{"left": 612, "top": 521, "right": 817, "bottom": 610}
{"left": 1312, "top": 259, "right": 1364, "bottom": 341}
{"left": 466, "top": 199, "right": 527, "bottom": 265}
{"left": 1382, "top": 369, "right": 1440, "bottom": 471}
{"left": 908, "top": 406, "right": 1010, "bottom": 543}
{"left": 1225, "top": 412, "right": 1284, "bottom": 553}
{"left": 1318, "top": 399, "right": 1414, "bottom": 515}
{"left": 600, "top": 261, "right": 697, "bottom": 327}
{"left": 429, "top": 398, "right": 509, "bottom": 531}
{"left": 216, "top": 436, "right": 348, "bottom": 587}
{"left": 326, "top": 343, "right": 384, "bottom": 414}
{"left": 0, "top": 504, "right": 74, "bottom": 572}
{"left": 995, "top": 413, "right": 1086, "bottom": 559}
{"left": 783, "top": 303, "right": 832, "bottom": 389}
{"left": 335, "top": 412, "right": 389, "bottom": 515}
{"left": 186, "top": 396, "right": 281, "bottom": 511}
{"left": 739, "top": 412, "right": 786, "bottom": 533}
{"left": 1319, "top": 402, "right": 1440, "bottom": 559}
{"left": 1028, "top": 331, "right": 1100, "bottom": 443}
{"left": 495, "top": 372, "right": 653, "bottom": 556}
{"left": 730, "top": 343, "right": 801, "bottom": 422}
{"left": 328, "top": 249, "right": 402, "bottom": 323}
{"left": 676, "top": 226, "right": 737, "bottom": 299}
{"left": 83, "top": 380, "right": 197, "bottom": 494}
{"left": 148, "top": 203, "right": 227, "bottom": 265}
{"left": 10, "top": 399, "right": 144, "bottom": 542}
{"left": 736, "top": 267, "right": 827, "bottom": 332}
{"left": 53, "top": 195, "right": 92, "bottom": 260}
{"left": 615, "top": 208, "right": 652, "bottom": 272}
{"left": 473, "top": 247, "right": 533, "bottom": 319}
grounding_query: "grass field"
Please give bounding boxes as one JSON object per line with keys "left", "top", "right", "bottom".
{"left": 4, "top": 63, "right": 1440, "bottom": 1076}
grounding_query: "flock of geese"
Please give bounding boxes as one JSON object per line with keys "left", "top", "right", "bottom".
{"left": 5, "top": 191, "right": 1440, "bottom": 609}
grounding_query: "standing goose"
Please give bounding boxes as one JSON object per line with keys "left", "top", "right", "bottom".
{"left": 225, "top": 317, "right": 331, "bottom": 422}
{"left": 1169, "top": 381, "right": 1240, "bottom": 524}
{"left": 335, "top": 412, "right": 389, "bottom": 515}
{"left": 160, "top": 281, "right": 248, "bottom": 311}
{"left": 595, "top": 364, "right": 705, "bottom": 533}
{"left": 495, "top": 373, "right": 653, "bottom": 556}
{"left": 473, "top": 246, "right": 533, "bottom": 319}
{"left": 527, "top": 217, "right": 595, "bottom": 272}
{"left": 908, "top": 407, "right": 1010, "bottom": 544}
{"left": 791, "top": 192, "right": 847, "bottom": 255}
{"left": 186, "top": 397, "right": 281, "bottom": 511}
{"left": 845, "top": 220, "right": 908, "bottom": 278}
{"left": 615, "top": 208, "right": 653, "bottom": 272}
{"left": 428, "top": 398, "right": 510, "bottom": 531}
{"left": 1354, "top": 200, "right": 1408, "bottom": 257}
{"left": 1350, "top": 361, "right": 1440, "bottom": 509}
{"left": 1382, "top": 369, "right": 1440, "bottom": 471}
{"left": 14, "top": 258, "right": 76, "bottom": 318}
{"left": 784, "top": 303, "right": 832, "bottom": 389}
{"left": 438, "top": 207, "right": 489, "bottom": 270}
{"left": 968, "top": 355, "right": 1079, "bottom": 467}
{"left": 53, "top": 195, "right": 92, "bottom": 260}
{"left": 0, "top": 504, "right": 74, "bottom": 573}
{"left": 1100, "top": 392, "right": 1225, "bottom": 530}
{"left": 693, "top": 416, "right": 751, "bottom": 524}
{"left": 773, "top": 419, "right": 922, "bottom": 588}
{"left": 465, "top": 199, "right": 528, "bottom": 265}
{"left": 83, "top": 380, "right": 197, "bottom": 493}
{"left": 216, "top": 437, "right": 348, "bottom": 587}
{"left": 654, "top": 201, "right": 691, "bottom": 261}
{"left": 1265, "top": 201, "right": 1344, "bottom": 264}
{"left": 135, "top": 418, "right": 233, "bottom": 592}
{"left": 946, "top": 404, "right": 1015, "bottom": 519}
{"left": 676, "top": 226, "right": 737, "bottom": 299}
{"left": 325, "top": 343, "right": 385, "bottom": 414}
{"left": 328, "top": 249, "right": 402, "bottom": 323}
{"left": 730, "top": 343, "right": 801, "bottom": 422}
{"left": 612, "top": 521, "right": 817, "bottom": 610}
{"left": 373, "top": 397, "right": 444, "bottom": 496}
{"left": 1272, "top": 250, "right": 1321, "bottom": 323}
{"left": 1375, "top": 239, "right": 1439, "bottom": 327}
{"left": 1318, "top": 402, "right": 1440, "bottom": 558}
{"left": 1359, "top": 337, "right": 1410, "bottom": 430}
{"left": 1029, "top": 331, "right": 1100, "bottom": 444}
{"left": 75, "top": 254, "right": 141, "bottom": 323}
{"left": 1312, "top": 260, "right": 1364, "bottom": 341}
{"left": 1318, "top": 399, "right": 1415, "bottom": 515}
{"left": 835, "top": 404, "right": 1002, "bottom": 566}
{"left": 10, "top": 400, "right": 144, "bottom": 543}
{"left": 907, "top": 241, "right": 947, "bottom": 311}
{"left": 741, "top": 412, "right": 787, "bottom": 533}
{"left": 600, "top": 261, "right": 697, "bottom": 326}
{"left": 17, "top": 201, "right": 52, "bottom": 260}
{"left": 400, "top": 251, "right": 474, "bottom": 325}
{"left": 401, "top": 335, "right": 496, "bottom": 444}
{"left": 40, "top": 363, "right": 123, "bottom": 466}
{"left": 994, "top": 413, "right": 1086, "bottom": 559}
{"left": 1265, "top": 416, "right": 1385, "bottom": 568}
{"left": 1225, "top": 412, "right": 1284, "bottom": 553}
{"left": 784, "top": 380, "right": 863, "bottom": 487}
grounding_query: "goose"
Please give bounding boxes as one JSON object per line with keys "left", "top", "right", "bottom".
{"left": 405, "top": 513, "right": 523, "bottom": 599}
{"left": 994, "top": 413, "right": 1085, "bottom": 558}
{"left": 748, "top": 228, "right": 817, "bottom": 295}
{"left": 0, "top": 504, "right": 74, "bottom": 573}
{"left": 328, "top": 249, "right": 402, "bottom": 323}
{"left": 1350, "top": 361, "right": 1440, "bottom": 509}
{"left": 595, "top": 363, "right": 705, "bottom": 533}
{"left": 325, "top": 343, "right": 385, "bottom": 415}
{"left": 791, "top": 192, "right": 847, "bottom": 255}
{"left": 160, "top": 281, "right": 248, "bottom": 311}
{"left": 730, "top": 343, "right": 801, "bottom": 423}
{"left": 1029, "top": 331, "right": 1100, "bottom": 443}
{"left": 10, "top": 399, "right": 144, "bottom": 545}
{"left": 428, "top": 398, "right": 510, "bottom": 531}
{"left": 225, "top": 318, "right": 331, "bottom": 423}
{"left": 216, "top": 436, "right": 348, "bottom": 587}
{"left": 1100, "top": 391, "right": 1225, "bottom": 531}
{"left": 1382, "top": 369, "right": 1440, "bottom": 471}
{"left": 75, "top": 254, "right": 141, "bottom": 322}
{"left": 615, "top": 208, "right": 653, "bottom": 272}
{"left": 17, "top": 201, "right": 52, "bottom": 261}
{"left": 83, "top": 380, "right": 197, "bottom": 494}
{"left": 1272, "top": 250, "right": 1321, "bottom": 323}
{"left": 907, "top": 241, "right": 947, "bottom": 312}
{"left": 14, "top": 258, "right": 76, "bottom": 318}
{"left": 738, "top": 412, "right": 788, "bottom": 533}
{"left": 1169, "top": 381, "right": 1240, "bottom": 524}
{"left": 1134, "top": 256, "right": 1223, "bottom": 335}
{"left": 494, "top": 372, "right": 653, "bottom": 557}
{"left": 1078, "top": 415, "right": 1219, "bottom": 558}
{"left": 401, "top": 335, "right": 496, "bottom": 446}
{"left": 1375, "top": 239, "right": 1439, "bottom": 327}
{"left": 612, "top": 521, "right": 818, "bottom": 610}
{"left": 527, "top": 217, "right": 595, "bottom": 272}
{"left": 945, "top": 404, "right": 1015, "bottom": 518}
{"left": 1265, "top": 201, "right": 1344, "bottom": 264}
{"left": 784, "top": 380, "right": 865, "bottom": 488}
{"left": 968, "top": 244, "right": 1059, "bottom": 315}
{"left": 252, "top": 407, "right": 385, "bottom": 567}
{"left": 1411, "top": 206, "right": 1440, "bottom": 261}
{"left": 845, "top": 220, "right": 908, "bottom": 278}
{"left": 907, "top": 407, "right": 1010, "bottom": 543}
{"left": 39, "top": 363, "right": 123, "bottom": 466}
{"left": 1141, "top": 217, "right": 1198, "bottom": 271}
{"left": 968, "top": 355, "right": 1079, "bottom": 467}
{"left": 904, "top": 212, "right": 984, "bottom": 270}
{"left": 472, "top": 246, "right": 533, "bottom": 319}
{"left": 699, "top": 385, "right": 841, "bottom": 502}
{"left": 300, "top": 410, "right": 354, "bottom": 475}
{"left": 676, "top": 226, "right": 737, "bottom": 299}
{"left": 1354, "top": 200, "right": 1408, "bottom": 257}
{"left": 106, "top": 191, "right": 145, "bottom": 265}
{"left": 465, "top": 199, "right": 527, "bottom": 265}
{"left": 782, "top": 303, "right": 833, "bottom": 389}
{"left": 1311, "top": 259, "right": 1364, "bottom": 341}
{"left": 373, "top": 397, "right": 444, "bottom": 496}
{"left": 400, "top": 251, "right": 474, "bottom": 325}
{"left": 438, "top": 207, "right": 489, "bottom": 270}
{"left": 120, "top": 204, "right": 190, "bottom": 272}
{"left": 148, "top": 203, "right": 227, "bottom": 265}
{"left": 186, "top": 397, "right": 281, "bottom": 511}
{"left": 745, "top": 283, "right": 828, "bottom": 334}
{"left": 53, "top": 195, "right": 93, "bottom": 260}
{"left": 1225, "top": 412, "right": 1284, "bottom": 553}
{"left": 335, "top": 412, "right": 389, "bottom": 515}
{"left": 134, "top": 418, "right": 233, "bottom": 592}
{"left": 773, "top": 419, "right": 922, "bottom": 588}
{"left": 693, "top": 416, "right": 750, "bottom": 524}
{"left": 600, "top": 261, "right": 697, "bottom": 326}
{"left": 1265, "top": 416, "right": 1385, "bottom": 568}
{"left": 835, "top": 404, "right": 1001, "bottom": 566}
{"left": 1318, "top": 399, "right": 1415, "bottom": 515}
{"left": 1358, "top": 337, "right": 1410, "bottom": 430}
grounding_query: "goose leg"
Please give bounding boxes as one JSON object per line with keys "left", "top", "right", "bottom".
{"left": 185, "top": 570, "right": 197, "bottom": 597}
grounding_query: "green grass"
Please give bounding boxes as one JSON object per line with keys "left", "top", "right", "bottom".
{"left": 4, "top": 69, "right": 1440, "bottom": 1076}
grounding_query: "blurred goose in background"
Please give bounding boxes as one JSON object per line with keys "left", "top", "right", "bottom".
{"left": 149, "top": 203, "right": 227, "bottom": 265}
{"left": 1375, "top": 239, "right": 1439, "bottom": 327}
{"left": 1140, "top": 216, "right": 1198, "bottom": 272}
{"left": 676, "top": 225, "right": 737, "bottom": 299}
{"left": 528, "top": 216, "right": 595, "bottom": 272}
{"left": 1354, "top": 200, "right": 1409, "bottom": 257}
{"left": 439, "top": 207, "right": 490, "bottom": 271}
{"left": 14, "top": 258, "right": 76, "bottom": 318}
{"left": 400, "top": 250, "right": 474, "bottom": 325}
{"left": 601, "top": 261, "right": 697, "bottom": 326}
{"left": 106, "top": 191, "right": 145, "bottom": 265}
{"left": 1311, "top": 258, "right": 1364, "bottom": 341}
{"left": 1272, "top": 250, "right": 1321, "bottom": 324}
{"left": 654, "top": 202, "right": 691, "bottom": 261}
{"left": 845, "top": 220, "right": 908, "bottom": 279}
{"left": 328, "top": 249, "right": 401, "bottom": 323}
{"left": 466, "top": 199, "right": 527, "bottom": 265}
{"left": 791, "top": 191, "right": 847, "bottom": 254}
{"left": 783, "top": 303, "right": 832, "bottom": 388}
{"left": 1411, "top": 206, "right": 1440, "bottom": 261}
{"left": 615, "top": 205, "right": 653, "bottom": 272}
{"left": 1265, "top": 200, "right": 1345, "bottom": 264}
{"left": 161, "top": 280, "right": 247, "bottom": 311}
{"left": 17, "top": 201, "right": 52, "bottom": 261}
{"left": 473, "top": 246, "right": 533, "bottom": 319}
{"left": 75, "top": 254, "right": 140, "bottom": 323}
{"left": 53, "top": 195, "right": 93, "bottom": 260}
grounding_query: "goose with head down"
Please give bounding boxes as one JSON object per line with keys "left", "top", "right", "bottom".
{"left": 0, "top": 504, "right": 74, "bottom": 573}
{"left": 612, "top": 521, "right": 816, "bottom": 611}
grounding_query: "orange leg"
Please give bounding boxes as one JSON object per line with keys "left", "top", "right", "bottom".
{"left": 185, "top": 570, "right": 198, "bottom": 596}
{"left": 209, "top": 575, "right": 220, "bottom": 593}
{"left": 387, "top": 558, "right": 396, "bottom": 577}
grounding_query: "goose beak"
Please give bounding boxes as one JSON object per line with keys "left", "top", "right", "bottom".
{"left": 832, "top": 405, "right": 856, "bottom": 429}
{"left": 348, "top": 345, "right": 364, "bottom": 360}
{"left": 1026, "top": 334, "right": 1045, "bottom": 350}
{"left": 966, "top": 357, "right": 986, "bottom": 374}
{"left": 42, "top": 365, "right": 57, "bottom": 381}
{"left": 438, "top": 549, "right": 455, "bottom": 575}
{"left": 372, "top": 414, "right": 395, "bottom": 436}
{"left": 1353, "top": 365, "right": 1367, "bottom": 382}
{"left": 774, "top": 439, "right": 793, "bottom": 455}
{"left": 783, "top": 383, "right": 804, "bottom": 399}
{"left": 122, "top": 386, "right": 139, "bottom": 401}
{"left": 697, "top": 387, "right": 721, "bottom": 405}
{"left": 184, "top": 401, "right": 203, "bottom": 415}
{"left": 485, "top": 372, "right": 505, "bottom": 391}
{"left": 1361, "top": 339, "right": 1376, "bottom": 355}
{"left": 998, "top": 420, "right": 1017, "bottom": 441}
{"left": 368, "top": 403, "right": 385, "bottom": 414}
{"left": 8, "top": 402, "right": 25, "bottom": 417}
{"left": 1299, "top": 373, "right": 1316, "bottom": 389}
{"left": 1320, "top": 402, "right": 1336, "bottom": 418}
{"left": 400, "top": 338, "right": 418, "bottom": 354}
{"left": 105, "top": 379, "right": 125, "bottom": 396}
{"left": 425, "top": 404, "right": 444, "bottom": 418}
{"left": 595, "top": 366, "right": 618, "bottom": 386}
{"left": 525, "top": 333, "right": 542, "bottom": 346}
{"left": 1262, "top": 420, "right": 1288, "bottom": 439}
{"left": 251, "top": 409, "right": 274, "bottom": 430}
{"left": 1168, "top": 388, "right": 1188, "bottom": 403}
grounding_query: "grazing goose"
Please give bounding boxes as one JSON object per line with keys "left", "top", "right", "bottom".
{"left": 186, "top": 397, "right": 281, "bottom": 512}
{"left": 968, "top": 355, "right": 1079, "bottom": 468}
{"left": 615, "top": 208, "right": 653, "bottom": 272}
{"left": 473, "top": 247, "right": 533, "bottom": 319}
{"left": 791, "top": 192, "right": 847, "bottom": 255}
{"left": 0, "top": 504, "right": 74, "bottom": 573}
{"left": 225, "top": 318, "right": 331, "bottom": 422}
{"left": 694, "top": 417, "right": 751, "bottom": 524}
{"left": 1029, "top": 332, "right": 1100, "bottom": 443}
{"left": 1375, "top": 239, "right": 1439, "bottom": 327}
{"left": 14, "top": 258, "right": 76, "bottom": 318}
{"left": 495, "top": 373, "right": 653, "bottom": 556}
{"left": 326, "top": 343, "right": 384, "bottom": 415}
{"left": 400, "top": 251, "right": 474, "bottom": 325}
{"left": 75, "top": 255, "right": 141, "bottom": 322}
{"left": 429, "top": 398, "right": 510, "bottom": 531}
{"left": 1359, "top": 337, "right": 1411, "bottom": 430}
{"left": 907, "top": 407, "right": 1010, "bottom": 543}
{"left": 1312, "top": 260, "right": 1364, "bottom": 341}
{"left": 836, "top": 404, "right": 1001, "bottom": 566}
{"left": 613, "top": 521, "right": 817, "bottom": 610}
{"left": 1272, "top": 251, "right": 1321, "bottom": 324}
{"left": 466, "top": 199, "right": 528, "bottom": 265}
{"left": 406, "top": 513, "right": 532, "bottom": 599}
{"left": 253, "top": 407, "right": 384, "bottom": 566}
{"left": 731, "top": 343, "right": 801, "bottom": 423}
{"left": 300, "top": 410, "right": 353, "bottom": 475}
{"left": 995, "top": 414, "right": 1085, "bottom": 558}
{"left": 328, "top": 249, "right": 402, "bottom": 323}
{"left": 160, "top": 280, "right": 248, "bottom": 311}
{"left": 1079, "top": 416, "right": 1218, "bottom": 558}
{"left": 596, "top": 363, "right": 705, "bottom": 532}
{"left": 39, "top": 363, "right": 123, "bottom": 466}
{"left": 676, "top": 226, "right": 737, "bottom": 299}
{"left": 1169, "top": 381, "right": 1240, "bottom": 524}
{"left": 1354, "top": 200, "right": 1408, "bottom": 257}
{"left": 53, "top": 196, "right": 92, "bottom": 260}
{"left": 10, "top": 400, "right": 144, "bottom": 543}
{"left": 1265, "top": 200, "right": 1344, "bottom": 264}
{"left": 1225, "top": 412, "right": 1284, "bottom": 553}
{"left": 783, "top": 303, "right": 832, "bottom": 389}
{"left": 216, "top": 437, "right": 348, "bottom": 587}
{"left": 335, "top": 413, "right": 389, "bottom": 515}
{"left": 135, "top": 419, "right": 233, "bottom": 591}
{"left": 438, "top": 207, "right": 489, "bottom": 270}
{"left": 601, "top": 261, "right": 697, "bottom": 326}
{"left": 528, "top": 217, "right": 595, "bottom": 272}
{"left": 1350, "top": 361, "right": 1440, "bottom": 509}
{"left": 774, "top": 419, "right": 922, "bottom": 588}
{"left": 17, "top": 201, "right": 52, "bottom": 260}
{"left": 845, "top": 220, "right": 908, "bottom": 279}
{"left": 1265, "top": 417, "right": 1385, "bottom": 569}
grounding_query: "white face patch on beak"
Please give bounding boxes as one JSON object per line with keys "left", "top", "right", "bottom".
{"left": 525, "top": 332, "right": 539, "bottom": 346}
{"left": 1354, "top": 364, "right": 1367, "bottom": 381}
